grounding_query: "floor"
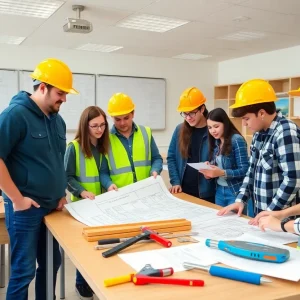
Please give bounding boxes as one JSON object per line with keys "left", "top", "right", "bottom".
{"left": 0, "top": 244, "right": 100, "bottom": 300}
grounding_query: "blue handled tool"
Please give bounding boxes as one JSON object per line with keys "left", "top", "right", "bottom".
{"left": 183, "top": 262, "right": 272, "bottom": 285}
{"left": 205, "top": 239, "right": 290, "bottom": 263}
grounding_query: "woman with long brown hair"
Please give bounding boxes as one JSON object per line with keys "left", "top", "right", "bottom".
{"left": 167, "top": 87, "right": 215, "bottom": 203}
{"left": 199, "top": 108, "right": 249, "bottom": 207}
{"left": 64, "top": 105, "right": 115, "bottom": 299}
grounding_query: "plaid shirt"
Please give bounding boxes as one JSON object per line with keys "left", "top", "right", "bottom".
{"left": 236, "top": 112, "right": 300, "bottom": 214}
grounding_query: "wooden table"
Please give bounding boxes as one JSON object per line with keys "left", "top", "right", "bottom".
{"left": 0, "top": 198, "right": 9, "bottom": 288}
{"left": 44, "top": 193, "right": 300, "bottom": 300}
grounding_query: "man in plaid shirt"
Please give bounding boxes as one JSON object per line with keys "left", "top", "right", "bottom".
{"left": 218, "top": 79, "right": 300, "bottom": 217}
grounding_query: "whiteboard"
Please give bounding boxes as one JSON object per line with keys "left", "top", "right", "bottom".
{"left": 96, "top": 75, "right": 166, "bottom": 130}
{"left": 19, "top": 71, "right": 96, "bottom": 130}
{"left": 0, "top": 69, "right": 19, "bottom": 114}
{"left": 19, "top": 70, "right": 34, "bottom": 94}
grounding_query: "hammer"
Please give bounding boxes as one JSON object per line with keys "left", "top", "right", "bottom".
{"left": 102, "top": 226, "right": 172, "bottom": 258}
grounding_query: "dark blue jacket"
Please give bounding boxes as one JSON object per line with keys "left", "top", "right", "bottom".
{"left": 0, "top": 91, "right": 67, "bottom": 209}
{"left": 167, "top": 124, "right": 215, "bottom": 200}
{"left": 211, "top": 134, "right": 249, "bottom": 196}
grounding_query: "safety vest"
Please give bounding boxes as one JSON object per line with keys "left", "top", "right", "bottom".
{"left": 106, "top": 125, "right": 152, "bottom": 188}
{"left": 71, "top": 140, "right": 102, "bottom": 202}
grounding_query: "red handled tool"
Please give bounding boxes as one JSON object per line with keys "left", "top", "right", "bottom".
{"left": 104, "top": 264, "right": 174, "bottom": 287}
{"left": 132, "top": 274, "right": 204, "bottom": 287}
{"left": 102, "top": 226, "right": 172, "bottom": 258}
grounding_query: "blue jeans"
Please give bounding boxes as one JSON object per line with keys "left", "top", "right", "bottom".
{"left": 247, "top": 198, "right": 255, "bottom": 217}
{"left": 4, "top": 198, "right": 61, "bottom": 300}
{"left": 76, "top": 269, "right": 88, "bottom": 285}
{"left": 215, "top": 185, "right": 236, "bottom": 207}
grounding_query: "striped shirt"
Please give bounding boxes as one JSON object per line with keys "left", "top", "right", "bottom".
{"left": 236, "top": 112, "right": 300, "bottom": 214}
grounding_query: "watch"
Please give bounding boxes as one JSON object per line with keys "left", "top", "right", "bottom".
{"left": 281, "top": 218, "right": 291, "bottom": 232}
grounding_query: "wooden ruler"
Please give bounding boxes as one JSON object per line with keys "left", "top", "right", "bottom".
{"left": 82, "top": 218, "right": 191, "bottom": 242}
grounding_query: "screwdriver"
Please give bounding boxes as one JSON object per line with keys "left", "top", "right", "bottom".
{"left": 183, "top": 262, "right": 272, "bottom": 285}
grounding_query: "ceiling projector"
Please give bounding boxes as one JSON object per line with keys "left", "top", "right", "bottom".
{"left": 63, "top": 5, "right": 92, "bottom": 34}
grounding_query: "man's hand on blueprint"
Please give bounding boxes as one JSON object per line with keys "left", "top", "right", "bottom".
{"left": 151, "top": 171, "right": 158, "bottom": 179}
{"left": 80, "top": 191, "right": 96, "bottom": 200}
{"left": 108, "top": 184, "right": 118, "bottom": 192}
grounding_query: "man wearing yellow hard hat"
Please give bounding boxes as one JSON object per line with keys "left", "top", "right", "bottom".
{"left": 167, "top": 87, "right": 215, "bottom": 203}
{"left": 218, "top": 79, "right": 300, "bottom": 224}
{"left": 0, "top": 58, "right": 78, "bottom": 299}
{"left": 99, "top": 93, "right": 162, "bottom": 190}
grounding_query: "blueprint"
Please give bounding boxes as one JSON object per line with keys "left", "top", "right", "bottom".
{"left": 64, "top": 176, "right": 298, "bottom": 245}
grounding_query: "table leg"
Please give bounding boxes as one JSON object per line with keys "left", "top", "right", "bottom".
{"left": 8, "top": 244, "right": 10, "bottom": 279}
{"left": 46, "top": 228, "right": 53, "bottom": 300}
{"left": 59, "top": 246, "right": 65, "bottom": 299}
{"left": 0, "top": 244, "right": 5, "bottom": 288}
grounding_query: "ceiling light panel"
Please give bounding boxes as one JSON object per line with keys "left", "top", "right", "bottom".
{"left": 218, "top": 31, "right": 266, "bottom": 41}
{"left": 173, "top": 53, "right": 212, "bottom": 60}
{"left": 116, "top": 14, "right": 189, "bottom": 33}
{"left": 0, "top": 0, "right": 65, "bottom": 18}
{"left": 75, "top": 43, "right": 123, "bottom": 52}
{"left": 0, "top": 35, "right": 26, "bottom": 45}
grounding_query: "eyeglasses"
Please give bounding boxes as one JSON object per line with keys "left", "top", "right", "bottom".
{"left": 89, "top": 123, "right": 107, "bottom": 130}
{"left": 180, "top": 110, "right": 199, "bottom": 118}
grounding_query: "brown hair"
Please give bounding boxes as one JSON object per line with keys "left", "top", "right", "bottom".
{"left": 232, "top": 102, "right": 276, "bottom": 118}
{"left": 75, "top": 106, "right": 109, "bottom": 157}
{"left": 207, "top": 108, "right": 242, "bottom": 161}
{"left": 33, "top": 82, "right": 54, "bottom": 92}
{"left": 178, "top": 104, "right": 208, "bottom": 158}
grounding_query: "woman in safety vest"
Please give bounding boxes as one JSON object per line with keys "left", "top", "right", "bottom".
{"left": 64, "top": 105, "right": 114, "bottom": 300}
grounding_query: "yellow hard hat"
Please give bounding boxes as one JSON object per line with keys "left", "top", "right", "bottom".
{"left": 230, "top": 79, "right": 277, "bottom": 109}
{"left": 288, "top": 88, "right": 300, "bottom": 97}
{"left": 177, "top": 87, "right": 206, "bottom": 112}
{"left": 30, "top": 58, "right": 79, "bottom": 94}
{"left": 107, "top": 93, "right": 135, "bottom": 116}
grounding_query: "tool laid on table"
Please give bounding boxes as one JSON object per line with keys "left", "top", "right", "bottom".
{"left": 132, "top": 274, "right": 204, "bottom": 287}
{"left": 95, "top": 239, "right": 152, "bottom": 250}
{"left": 177, "top": 237, "right": 199, "bottom": 243}
{"left": 183, "top": 262, "right": 272, "bottom": 285}
{"left": 98, "top": 232, "right": 199, "bottom": 245}
{"left": 104, "top": 264, "right": 174, "bottom": 287}
{"left": 96, "top": 232, "right": 199, "bottom": 249}
{"left": 102, "top": 226, "right": 172, "bottom": 258}
{"left": 104, "top": 263, "right": 204, "bottom": 287}
{"left": 205, "top": 239, "right": 290, "bottom": 263}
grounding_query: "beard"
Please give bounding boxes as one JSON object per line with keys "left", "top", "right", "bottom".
{"left": 48, "top": 101, "right": 63, "bottom": 114}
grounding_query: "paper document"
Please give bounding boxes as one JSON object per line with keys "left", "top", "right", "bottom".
{"left": 64, "top": 176, "right": 298, "bottom": 245}
{"left": 119, "top": 240, "right": 218, "bottom": 273}
{"left": 192, "top": 215, "right": 299, "bottom": 245}
{"left": 65, "top": 175, "right": 218, "bottom": 226}
{"left": 187, "top": 162, "right": 213, "bottom": 170}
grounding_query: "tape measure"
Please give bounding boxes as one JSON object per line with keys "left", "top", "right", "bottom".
{"left": 206, "top": 239, "right": 290, "bottom": 263}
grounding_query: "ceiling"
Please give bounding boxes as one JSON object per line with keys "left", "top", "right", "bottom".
{"left": 1, "top": 0, "right": 300, "bottom": 62}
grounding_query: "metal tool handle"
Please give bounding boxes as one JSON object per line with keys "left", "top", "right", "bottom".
{"left": 210, "top": 266, "right": 262, "bottom": 285}
{"left": 98, "top": 238, "right": 122, "bottom": 245}
{"left": 133, "top": 275, "right": 204, "bottom": 286}
{"left": 102, "top": 233, "right": 147, "bottom": 258}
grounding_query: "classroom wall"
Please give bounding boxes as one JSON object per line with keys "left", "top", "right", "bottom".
{"left": 218, "top": 45, "right": 300, "bottom": 85}
{"left": 0, "top": 44, "right": 218, "bottom": 154}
